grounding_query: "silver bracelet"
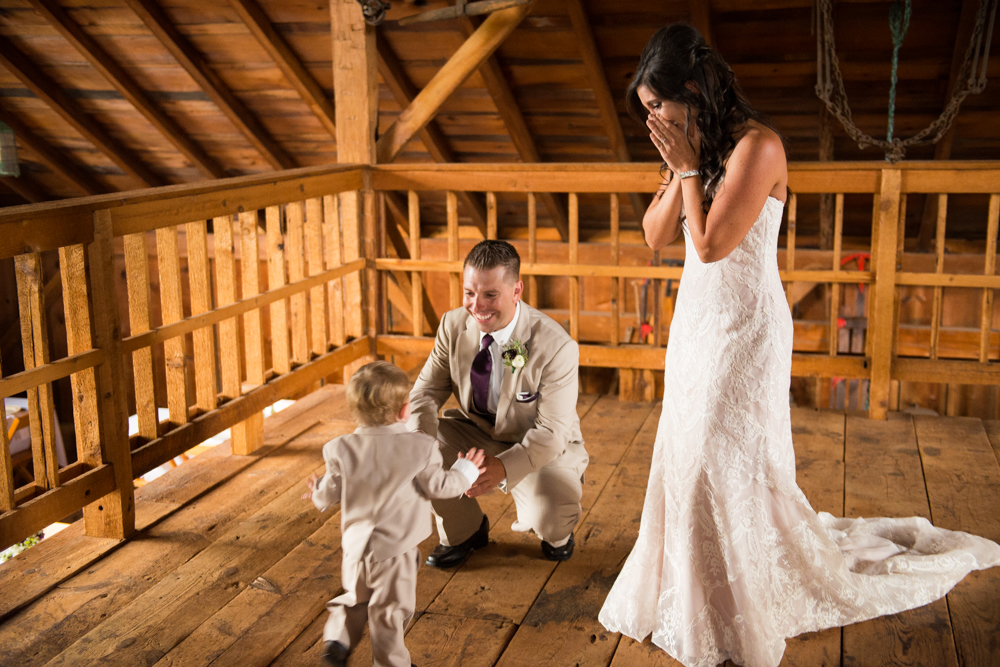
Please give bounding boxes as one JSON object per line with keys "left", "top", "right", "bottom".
{"left": 678, "top": 169, "right": 700, "bottom": 180}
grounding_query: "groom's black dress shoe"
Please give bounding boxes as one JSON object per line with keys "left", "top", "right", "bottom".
{"left": 425, "top": 515, "right": 489, "bottom": 568}
{"left": 322, "top": 641, "right": 349, "bottom": 667}
{"left": 541, "top": 533, "right": 575, "bottom": 561}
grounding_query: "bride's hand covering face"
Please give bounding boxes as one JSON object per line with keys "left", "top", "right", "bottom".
{"left": 639, "top": 86, "right": 701, "bottom": 175}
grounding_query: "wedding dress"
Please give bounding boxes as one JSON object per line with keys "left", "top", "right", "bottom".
{"left": 598, "top": 195, "right": 1000, "bottom": 667}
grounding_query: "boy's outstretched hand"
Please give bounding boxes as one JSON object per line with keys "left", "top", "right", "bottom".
{"left": 301, "top": 472, "right": 321, "bottom": 500}
{"left": 457, "top": 447, "right": 487, "bottom": 472}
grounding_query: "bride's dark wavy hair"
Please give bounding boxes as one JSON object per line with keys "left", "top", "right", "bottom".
{"left": 626, "top": 24, "right": 779, "bottom": 212}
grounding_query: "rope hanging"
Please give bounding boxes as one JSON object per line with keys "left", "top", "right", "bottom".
{"left": 816, "top": 0, "right": 998, "bottom": 162}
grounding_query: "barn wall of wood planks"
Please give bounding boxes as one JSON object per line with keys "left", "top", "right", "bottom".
{"left": 1, "top": 158, "right": 999, "bottom": 552}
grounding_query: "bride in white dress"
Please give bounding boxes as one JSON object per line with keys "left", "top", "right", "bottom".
{"left": 598, "top": 24, "right": 1000, "bottom": 667}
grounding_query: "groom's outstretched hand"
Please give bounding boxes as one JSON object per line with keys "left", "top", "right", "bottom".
{"left": 466, "top": 453, "right": 505, "bottom": 498}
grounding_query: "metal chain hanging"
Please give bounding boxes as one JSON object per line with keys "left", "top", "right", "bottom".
{"left": 816, "top": 0, "right": 998, "bottom": 162}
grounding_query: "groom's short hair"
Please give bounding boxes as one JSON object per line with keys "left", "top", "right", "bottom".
{"left": 464, "top": 240, "right": 520, "bottom": 283}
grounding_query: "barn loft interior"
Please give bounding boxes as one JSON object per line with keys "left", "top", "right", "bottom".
{"left": 0, "top": 0, "right": 999, "bottom": 665}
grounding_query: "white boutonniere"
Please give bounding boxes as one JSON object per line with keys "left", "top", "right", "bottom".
{"left": 501, "top": 340, "right": 528, "bottom": 373}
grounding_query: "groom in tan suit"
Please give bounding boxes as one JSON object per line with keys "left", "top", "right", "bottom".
{"left": 409, "top": 240, "right": 588, "bottom": 567}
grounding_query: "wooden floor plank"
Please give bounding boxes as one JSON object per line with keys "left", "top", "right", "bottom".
{"left": 579, "top": 396, "right": 655, "bottom": 466}
{"left": 44, "top": 465, "right": 339, "bottom": 666}
{"left": 914, "top": 416, "right": 1000, "bottom": 667}
{"left": 154, "top": 507, "right": 342, "bottom": 667}
{"left": 498, "top": 407, "right": 660, "bottom": 667}
{"left": 781, "top": 408, "right": 846, "bottom": 667}
{"left": 842, "top": 415, "right": 959, "bottom": 667}
{"left": 0, "top": 422, "right": 350, "bottom": 667}
{"left": 392, "top": 613, "right": 516, "bottom": 667}
{"left": 610, "top": 637, "right": 685, "bottom": 666}
{"left": 982, "top": 420, "right": 1000, "bottom": 466}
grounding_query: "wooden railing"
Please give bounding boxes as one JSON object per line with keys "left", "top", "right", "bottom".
{"left": 0, "top": 165, "right": 373, "bottom": 551}
{"left": 1, "top": 160, "right": 998, "bottom": 550}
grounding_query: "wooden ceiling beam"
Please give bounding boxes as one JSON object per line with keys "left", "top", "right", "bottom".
{"left": 123, "top": 0, "right": 296, "bottom": 171}
{"left": 0, "top": 39, "right": 164, "bottom": 187}
{"left": 0, "top": 110, "right": 107, "bottom": 196}
{"left": 376, "top": 32, "right": 488, "bottom": 237}
{"left": 0, "top": 175, "right": 50, "bottom": 204}
{"left": 377, "top": 3, "right": 530, "bottom": 165}
{"left": 456, "top": 14, "right": 569, "bottom": 240}
{"left": 227, "top": 0, "right": 338, "bottom": 139}
{"left": 565, "top": 0, "right": 650, "bottom": 224}
{"left": 689, "top": 0, "right": 714, "bottom": 46}
{"left": 28, "top": 0, "right": 226, "bottom": 180}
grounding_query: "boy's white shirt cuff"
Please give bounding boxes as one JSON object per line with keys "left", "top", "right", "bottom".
{"left": 450, "top": 458, "right": 479, "bottom": 486}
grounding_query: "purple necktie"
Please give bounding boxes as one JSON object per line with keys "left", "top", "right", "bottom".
{"left": 471, "top": 333, "right": 494, "bottom": 414}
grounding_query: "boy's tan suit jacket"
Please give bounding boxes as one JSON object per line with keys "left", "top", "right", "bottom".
{"left": 312, "top": 423, "right": 472, "bottom": 565}
{"left": 408, "top": 302, "right": 587, "bottom": 491}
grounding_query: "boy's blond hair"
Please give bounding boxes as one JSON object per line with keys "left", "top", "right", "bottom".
{"left": 347, "top": 361, "right": 411, "bottom": 426}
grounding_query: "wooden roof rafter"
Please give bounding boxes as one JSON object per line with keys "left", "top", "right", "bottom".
{"left": 227, "top": 0, "right": 338, "bottom": 140}
{"left": 0, "top": 111, "right": 106, "bottom": 196}
{"left": 376, "top": 31, "right": 489, "bottom": 237}
{"left": 456, "top": 14, "right": 570, "bottom": 240}
{"left": 122, "top": 0, "right": 296, "bottom": 171}
{"left": 689, "top": 0, "right": 714, "bottom": 47}
{"left": 565, "top": 0, "right": 650, "bottom": 223}
{"left": 27, "top": 0, "right": 227, "bottom": 181}
{"left": 0, "top": 175, "right": 49, "bottom": 204}
{"left": 0, "top": 39, "right": 164, "bottom": 187}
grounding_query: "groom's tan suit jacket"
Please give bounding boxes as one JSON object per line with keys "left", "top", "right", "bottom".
{"left": 408, "top": 302, "right": 587, "bottom": 490}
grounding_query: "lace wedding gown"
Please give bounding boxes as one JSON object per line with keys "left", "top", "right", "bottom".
{"left": 599, "top": 195, "right": 1000, "bottom": 667}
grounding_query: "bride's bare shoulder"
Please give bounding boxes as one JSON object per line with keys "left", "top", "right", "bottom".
{"left": 733, "top": 121, "right": 785, "bottom": 160}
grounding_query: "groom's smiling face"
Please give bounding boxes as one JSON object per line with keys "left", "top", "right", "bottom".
{"left": 463, "top": 264, "right": 523, "bottom": 333}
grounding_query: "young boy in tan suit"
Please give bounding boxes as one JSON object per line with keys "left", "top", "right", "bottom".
{"left": 304, "top": 361, "right": 485, "bottom": 667}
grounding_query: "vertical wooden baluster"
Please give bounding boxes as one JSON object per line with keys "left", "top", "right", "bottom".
{"left": 124, "top": 232, "right": 158, "bottom": 441}
{"left": 891, "top": 193, "right": 907, "bottom": 369}
{"left": 266, "top": 206, "right": 291, "bottom": 374}
{"left": 447, "top": 191, "right": 460, "bottom": 309}
{"left": 487, "top": 191, "right": 497, "bottom": 240}
{"left": 323, "top": 195, "right": 346, "bottom": 347}
{"left": 929, "top": 194, "right": 947, "bottom": 360}
{"left": 234, "top": 210, "right": 264, "bottom": 454}
{"left": 527, "top": 192, "right": 538, "bottom": 307}
{"left": 155, "top": 224, "right": 190, "bottom": 426}
{"left": 340, "top": 190, "right": 364, "bottom": 341}
{"left": 0, "top": 349, "right": 11, "bottom": 511}
{"left": 286, "top": 201, "right": 309, "bottom": 363}
{"left": 785, "top": 194, "right": 797, "bottom": 308}
{"left": 980, "top": 194, "right": 1000, "bottom": 362}
{"left": 363, "top": 186, "right": 381, "bottom": 342}
{"left": 829, "top": 194, "right": 843, "bottom": 356}
{"left": 306, "top": 198, "right": 329, "bottom": 356}
{"left": 14, "top": 252, "right": 59, "bottom": 490}
{"left": 569, "top": 193, "right": 580, "bottom": 340}
{"left": 610, "top": 193, "right": 620, "bottom": 346}
{"left": 59, "top": 243, "right": 100, "bottom": 483}
{"left": 214, "top": 216, "right": 243, "bottom": 407}
{"left": 409, "top": 190, "right": 423, "bottom": 337}
{"left": 652, "top": 249, "right": 661, "bottom": 347}
{"left": 87, "top": 209, "right": 135, "bottom": 539}
{"left": 869, "top": 169, "right": 902, "bottom": 420}
{"left": 186, "top": 220, "right": 218, "bottom": 413}
{"left": 866, "top": 191, "right": 881, "bottom": 361}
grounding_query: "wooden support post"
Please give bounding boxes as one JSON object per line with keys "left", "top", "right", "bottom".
{"left": 364, "top": 182, "right": 381, "bottom": 339}
{"left": 233, "top": 210, "right": 264, "bottom": 454}
{"left": 527, "top": 192, "right": 538, "bottom": 307}
{"left": 610, "top": 192, "right": 620, "bottom": 346}
{"left": 409, "top": 190, "right": 423, "bottom": 337}
{"left": 569, "top": 192, "right": 580, "bottom": 340}
{"left": 155, "top": 225, "right": 190, "bottom": 427}
{"left": 214, "top": 216, "right": 243, "bottom": 407}
{"left": 447, "top": 191, "right": 461, "bottom": 309}
{"left": 186, "top": 220, "right": 218, "bottom": 413}
{"left": 869, "top": 169, "right": 902, "bottom": 420}
{"left": 929, "top": 195, "right": 948, "bottom": 360}
{"left": 86, "top": 209, "right": 135, "bottom": 539}
{"left": 306, "top": 198, "right": 329, "bottom": 356}
{"left": 286, "top": 202, "right": 310, "bottom": 363}
{"left": 123, "top": 233, "right": 158, "bottom": 441}
{"left": 14, "top": 252, "right": 59, "bottom": 490}
{"left": 59, "top": 242, "right": 101, "bottom": 502}
{"left": 486, "top": 192, "right": 498, "bottom": 240}
{"left": 323, "top": 195, "right": 347, "bottom": 348}
{"left": 980, "top": 194, "right": 1000, "bottom": 362}
{"left": 829, "top": 194, "right": 843, "bottom": 356}
{"left": 266, "top": 206, "right": 291, "bottom": 375}
{"left": 333, "top": 0, "right": 376, "bottom": 352}
{"left": 0, "top": 350, "right": 11, "bottom": 511}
